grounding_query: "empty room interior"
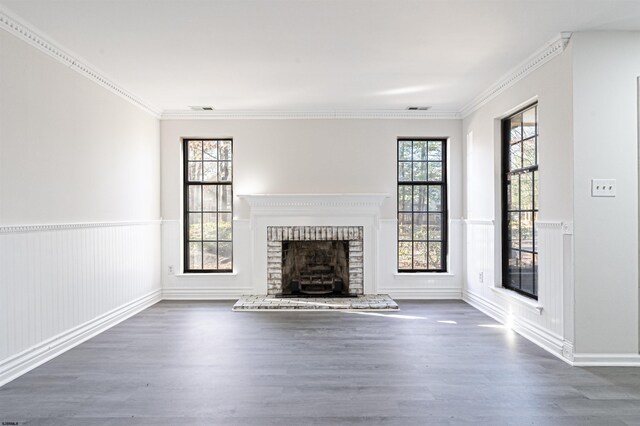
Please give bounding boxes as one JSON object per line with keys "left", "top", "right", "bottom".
{"left": 2, "top": 0, "right": 640, "bottom": 424}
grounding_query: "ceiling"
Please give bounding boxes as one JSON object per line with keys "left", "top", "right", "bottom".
{"left": 2, "top": 0, "right": 640, "bottom": 114}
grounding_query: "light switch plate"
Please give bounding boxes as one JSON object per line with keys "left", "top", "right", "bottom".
{"left": 591, "top": 179, "right": 616, "bottom": 197}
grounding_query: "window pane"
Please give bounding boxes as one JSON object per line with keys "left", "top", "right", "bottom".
{"left": 398, "top": 242, "right": 412, "bottom": 269}
{"left": 203, "top": 186, "right": 217, "bottom": 211}
{"left": 508, "top": 175, "right": 520, "bottom": 211}
{"left": 398, "top": 162, "right": 412, "bottom": 181}
{"left": 203, "top": 140, "right": 218, "bottom": 161}
{"left": 509, "top": 142, "right": 522, "bottom": 171}
{"left": 520, "top": 252, "right": 534, "bottom": 294}
{"left": 428, "top": 141, "right": 442, "bottom": 161}
{"left": 412, "top": 162, "right": 427, "bottom": 181}
{"left": 428, "top": 242, "right": 442, "bottom": 270}
{"left": 219, "top": 161, "right": 232, "bottom": 182}
{"left": 398, "top": 185, "right": 412, "bottom": 211}
{"left": 399, "top": 141, "right": 413, "bottom": 161}
{"left": 203, "top": 213, "right": 217, "bottom": 240}
{"left": 521, "top": 212, "right": 534, "bottom": 252}
{"left": 218, "top": 185, "right": 232, "bottom": 212}
{"left": 188, "top": 141, "right": 202, "bottom": 160}
{"left": 520, "top": 172, "right": 533, "bottom": 210}
{"left": 203, "top": 162, "right": 218, "bottom": 181}
{"left": 509, "top": 212, "right": 520, "bottom": 249}
{"left": 219, "top": 242, "right": 232, "bottom": 270}
{"left": 188, "top": 162, "right": 202, "bottom": 181}
{"left": 188, "top": 185, "right": 201, "bottom": 211}
{"left": 413, "top": 140, "right": 428, "bottom": 161}
{"left": 429, "top": 213, "right": 442, "bottom": 240}
{"left": 413, "top": 213, "right": 428, "bottom": 240}
{"left": 189, "top": 242, "right": 202, "bottom": 269}
{"left": 428, "top": 162, "right": 442, "bottom": 181}
{"left": 219, "top": 140, "right": 232, "bottom": 160}
{"left": 522, "top": 107, "right": 536, "bottom": 139}
{"left": 203, "top": 242, "right": 217, "bottom": 269}
{"left": 510, "top": 114, "right": 522, "bottom": 142}
{"left": 188, "top": 213, "right": 202, "bottom": 240}
{"left": 398, "top": 213, "right": 412, "bottom": 240}
{"left": 218, "top": 213, "right": 232, "bottom": 240}
{"left": 413, "top": 185, "right": 429, "bottom": 211}
{"left": 413, "top": 242, "right": 428, "bottom": 269}
{"left": 428, "top": 186, "right": 442, "bottom": 212}
{"left": 507, "top": 251, "right": 520, "bottom": 289}
{"left": 522, "top": 138, "right": 536, "bottom": 168}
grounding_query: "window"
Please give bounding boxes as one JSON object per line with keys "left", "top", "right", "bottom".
{"left": 183, "top": 139, "right": 233, "bottom": 272}
{"left": 502, "top": 104, "right": 538, "bottom": 298}
{"left": 397, "top": 139, "right": 447, "bottom": 272}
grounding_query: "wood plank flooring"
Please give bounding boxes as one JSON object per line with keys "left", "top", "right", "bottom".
{"left": 1, "top": 300, "right": 640, "bottom": 425}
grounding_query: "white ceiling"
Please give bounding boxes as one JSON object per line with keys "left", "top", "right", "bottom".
{"left": 2, "top": 0, "right": 640, "bottom": 113}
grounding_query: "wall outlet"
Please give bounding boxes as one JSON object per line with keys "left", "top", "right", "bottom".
{"left": 478, "top": 272, "right": 484, "bottom": 283}
{"left": 168, "top": 265, "right": 174, "bottom": 274}
{"left": 591, "top": 179, "right": 616, "bottom": 197}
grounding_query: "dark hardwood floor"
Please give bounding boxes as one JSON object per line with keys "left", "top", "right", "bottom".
{"left": 1, "top": 300, "right": 640, "bottom": 425}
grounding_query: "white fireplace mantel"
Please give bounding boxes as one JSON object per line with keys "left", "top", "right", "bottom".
{"left": 238, "top": 193, "right": 389, "bottom": 295}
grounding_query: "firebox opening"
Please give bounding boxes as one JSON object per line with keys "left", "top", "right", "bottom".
{"left": 280, "top": 241, "right": 350, "bottom": 297}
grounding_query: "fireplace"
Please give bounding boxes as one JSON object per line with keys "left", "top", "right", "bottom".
{"left": 281, "top": 240, "right": 350, "bottom": 296}
{"left": 267, "top": 226, "right": 364, "bottom": 296}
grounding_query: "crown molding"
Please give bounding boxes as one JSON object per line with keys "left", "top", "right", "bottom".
{"left": 460, "top": 32, "right": 572, "bottom": 118}
{"left": 0, "top": 7, "right": 161, "bottom": 118}
{"left": 160, "top": 109, "right": 462, "bottom": 120}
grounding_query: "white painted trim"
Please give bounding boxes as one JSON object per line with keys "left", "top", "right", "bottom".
{"left": 0, "top": 289, "right": 161, "bottom": 388}
{"left": 572, "top": 353, "right": 640, "bottom": 367}
{"left": 463, "top": 289, "right": 568, "bottom": 363}
{"left": 161, "top": 109, "right": 462, "bottom": 120}
{"left": 0, "top": 7, "right": 161, "bottom": 118}
{"left": 463, "top": 219, "right": 494, "bottom": 226}
{"left": 379, "top": 288, "right": 462, "bottom": 299}
{"left": 238, "top": 193, "right": 388, "bottom": 211}
{"left": 0, "top": 219, "right": 162, "bottom": 234}
{"left": 460, "top": 32, "right": 572, "bottom": 118}
{"left": 162, "top": 287, "right": 253, "bottom": 300}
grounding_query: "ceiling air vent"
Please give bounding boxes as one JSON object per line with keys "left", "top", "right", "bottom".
{"left": 406, "top": 106, "right": 431, "bottom": 111}
{"left": 189, "top": 106, "right": 215, "bottom": 111}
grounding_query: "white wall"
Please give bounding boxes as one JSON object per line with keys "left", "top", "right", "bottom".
{"left": 0, "top": 29, "right": 161, "bottom": 385}
{"left": 160, "top": 119, "right": 463, "bottom": 298}
{"left": 572, "top": 32, "right": 640, "bottom": 356}
{"left": 462, "top": 44, "right": 574, "bottom": 360}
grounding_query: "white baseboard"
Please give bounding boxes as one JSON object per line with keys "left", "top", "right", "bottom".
{"left": 572, "top": 353, "right": 640, "bottom": 367}
{"left": 379, "top": 288, "right": 462, "bottom": 300}
{"left": 462, "top": 289, "right": 568, "bottom": 364}
{"left": 162, "top": 287, "right": 253, "bottom": 300}
{"left": 0, "top": 289, "right": 161, "bottom": 388}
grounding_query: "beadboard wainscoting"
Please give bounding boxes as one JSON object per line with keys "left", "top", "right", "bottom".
{"left": 463, "top": 220, "right": 574, "bottom": 363}
{"left": 377, "top": 218, "right": 463, "bottom": 299}
{"left": 161, "top": 219, "right": 253, "bottom": 299}
{"left": 0, "top": 220, "right": 162, "bottom": 387}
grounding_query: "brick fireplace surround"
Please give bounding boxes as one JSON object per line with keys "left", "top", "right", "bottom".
{"left": 266, "top": 226, "right": 364, "bottom": 295}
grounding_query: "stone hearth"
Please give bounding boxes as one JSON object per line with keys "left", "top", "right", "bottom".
{"left": 232, "top": 294, "right": 399, "bottom": 311}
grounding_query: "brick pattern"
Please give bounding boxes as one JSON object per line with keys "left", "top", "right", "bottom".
{"left": 267, "top": 226, "right": 365, "bottom": 295}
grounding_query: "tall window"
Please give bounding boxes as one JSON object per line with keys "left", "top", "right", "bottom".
{"left": 397, "top": 139, "right": 447, "bottom": 272}
{"left": 183, "top": 139, "right": 233, "bottom": 272}
{"left": 502, "top": 104, "right": 538, "bottom": 298}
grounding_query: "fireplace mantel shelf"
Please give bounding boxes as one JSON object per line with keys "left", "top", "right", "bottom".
{"left": 238, "top": 193, "right": 388, "bottom": 212}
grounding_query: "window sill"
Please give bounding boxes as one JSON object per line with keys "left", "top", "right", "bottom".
{"left": 490, "top": 286, "right": 543, "bottom": 315}
{"left": 394, "top": 272, "right": 455, "bottom": 279}
{"left": 174, "top": 272, "right": 238, "bottom": 277}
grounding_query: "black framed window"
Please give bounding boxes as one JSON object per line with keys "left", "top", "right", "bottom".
{"left": 502, "top": 104, "right": 538, "bottom": 298}
{"left": 183, "top": 139, "right": 233, "bottom": 272}
{"left": 397, "top": 139, "right": 447, "bottom": 272}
